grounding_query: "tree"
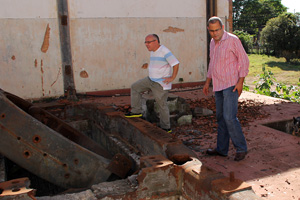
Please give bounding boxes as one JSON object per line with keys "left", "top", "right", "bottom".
{"left": 233, "top": 30, "right": 253, "bottom": 53}
{"left": 233, "top": 0, "right": 287, "bottom": 34}
{"left": 260, "top": 13, "right": 300, "bottom": 62}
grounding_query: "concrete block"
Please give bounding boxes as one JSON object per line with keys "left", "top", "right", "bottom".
{"left": 141, "top": 92, "right": 191, "bottom": 126}
{"left": 177, "top": 115, "right": 192, "bottom": 126}
{"left": 193, "top": 107, "right": 213, "bottom": 117}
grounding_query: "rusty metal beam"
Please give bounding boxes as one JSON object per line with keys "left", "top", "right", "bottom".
{"left": 0, "top": 90, "right": 113, "bottom": 188}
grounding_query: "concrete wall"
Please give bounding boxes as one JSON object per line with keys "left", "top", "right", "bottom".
{"left": 0, "top": 0, "right": 230, "bottom": 99}
{"left": 217, "top": 0, "right": 230, "bottom": 31}
{"left": 69, "top": 0, "right": 207, "bottom": 94}
{"left": 0, "top": 1, "right": 63, "bottom": 99}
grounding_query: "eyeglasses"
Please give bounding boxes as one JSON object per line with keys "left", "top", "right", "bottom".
{"left": 208, "top": 27, "right": 222, "bottom": 33}
{"left": 144, "top": 40, "right": 156, "bottom": 44}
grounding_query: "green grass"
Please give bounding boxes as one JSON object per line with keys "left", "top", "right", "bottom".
{"left": 246, "top": 54, "right": 300, "bottom": 89}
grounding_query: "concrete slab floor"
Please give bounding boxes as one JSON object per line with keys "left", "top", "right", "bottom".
{"left": 59, "top": 87, "right": 300, "bottom": 200}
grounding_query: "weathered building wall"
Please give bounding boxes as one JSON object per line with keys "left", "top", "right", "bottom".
{"left": 0, "top": 0, "right": 63, "bottom": 99}
{"left": 217, "top": 0, "right": 230, "bottom": 31}
{"left": 69, "top": 0, "right": 207, "bottom": 93}
{"left": 0, "top": 0, "right": 230, "bottom": 99}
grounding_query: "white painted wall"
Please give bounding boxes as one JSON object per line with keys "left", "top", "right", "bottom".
{"left": 0, "top": 1, "right": 63, "bottom": 99}
{"left": 69, "top": 0, "right": 204, "bottom": 18}
{"left": 0, "top": 0, "right": 57, "bottom": 19}
{"left": 0, "top": 0, "right": 230, "bottom": 99}
{"left": 69, "top": 0, "right": 208, "bottom": 93}
{"left": 218, "top": 0, "right": 231, "bottom": 31}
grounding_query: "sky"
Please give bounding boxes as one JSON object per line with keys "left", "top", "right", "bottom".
{"left": 281, "top": 0, "right": 300, "bottom": 13}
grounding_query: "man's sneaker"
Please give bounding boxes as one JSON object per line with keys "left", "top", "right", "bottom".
{"left": 125, "top": 112, "right": 142, "bottom": 118}
{"left": 162, "top": 128, "right": 172, "bottom": 133}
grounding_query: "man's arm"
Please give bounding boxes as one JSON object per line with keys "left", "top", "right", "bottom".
{"left": 234, "top": 38, "right": 249, "bottom": 78}
{"left": 232, "top": 38, "right": 249, "bottom": 97}
{"left": 233, "top": 77, "right": 245, "bottom": 97}
{"left": 163, "top": 64, "right": 179, "bottom": 84}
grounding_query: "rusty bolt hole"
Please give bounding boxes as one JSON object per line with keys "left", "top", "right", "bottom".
{"left": 17, "top": 137, "right": 21, "bottom": 140}
{"left": 43, "top": 153, "right": 47, "bottom": 157}
{"left": 23, "top": 150, "right": 31, "bottom": 158}
{"left": 0, "top": 113, "right": 5, "bottom": 119}
{"left": 63, "top": 164, "right": 67, "bottom": 168}
{"left": 64, "top": 173, "right": 70, "bottom": 179}
{"left": 11, "top": 181, "right": 20, "bottom": 184}
{"left": 74, "top": 159, "right": 79, "bottom": 165}
{"left": 172, "top": 156, "right": 192, "bottom": 166}
{"left": 33, "top": 135, "right": 41, "bottom": 143}
{"left": 12, "top": 188, "right": 21, "bottom": 192}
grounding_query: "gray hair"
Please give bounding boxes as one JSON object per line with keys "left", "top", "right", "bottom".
{"left": 207, "top": 16, "right": 223, "bottom": 27}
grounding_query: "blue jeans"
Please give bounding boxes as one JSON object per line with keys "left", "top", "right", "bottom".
{"left": 215, "top": 86, "right": 247, "bottom": 155}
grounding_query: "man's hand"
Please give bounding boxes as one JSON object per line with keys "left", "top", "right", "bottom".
{"left": 203, "top": 84, "right": 209, "bottom": 96}
{"left": 233, "top": 77, "right": 245, "bottom": 97}
{"left": 162, "top": 64, "right": 179, "bottom": 84}
{"left": 163, "top": 77, "right": 174, "bottom": 84}
{"left": 202, "top": 78, "right": 212, "bottom": 96}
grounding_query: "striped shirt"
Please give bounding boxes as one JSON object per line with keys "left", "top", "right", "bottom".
{"left": 207, "top": 31, "right": 249, "bottom": 92}
{"left": 149, "top": 45, "right": 179, "bottom": 90}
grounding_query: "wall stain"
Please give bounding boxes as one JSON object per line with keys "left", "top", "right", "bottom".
{"left": 51, "top": 68, "right": 62, "bottom": 87}
{"left": 141, "top": 63, "right": 148, "bottom": 69}
{"left": 34, "top": 59, "right": 38, "bottom": 68}
{"left": 41, "top": 60, "right": 44, "bottom": 96}
{"left": 80, "top": 69, "right": 89, "bottom": 78}
{"left": 163, "top": 26, "right": 184, "bottom": 33}
{"left": 41, "top": 24, "right": 50, "bottom": 53}
{"left": 11, "top": 55, "right": 16, "bottom": 60}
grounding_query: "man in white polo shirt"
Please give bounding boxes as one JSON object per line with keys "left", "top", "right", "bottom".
{"left": 125, "top": 34, "right": 179, "bottom": 133}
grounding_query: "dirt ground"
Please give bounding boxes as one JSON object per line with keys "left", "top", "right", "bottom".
{"left": 67, "top": 86, "right": 300, "bottom": 200}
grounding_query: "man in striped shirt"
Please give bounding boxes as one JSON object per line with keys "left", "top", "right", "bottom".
{"left": 203, "top": 16, "right": 249, "bottom": 161}
{"left": 125, "top": 34, "right": 179, "bottom": 133}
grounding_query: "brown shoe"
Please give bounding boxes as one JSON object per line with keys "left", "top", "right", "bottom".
{"left": 206, "top": 148, "right": 227, "bottom": 157}
{"left": 234, "top": 152, "right": 247, "bottom": 161}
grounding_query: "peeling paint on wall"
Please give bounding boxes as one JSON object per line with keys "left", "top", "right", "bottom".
{"left": 141, "top": 63, "right": 148, "bottom": 69}
{"left": 163, "top": 26, "right": 184, "bottom": 33}
{"left": 80, "top": 69, "right": 89, "bottom": 78}
{"left": 41, "top": 24, "right": 50, "bottom": 53}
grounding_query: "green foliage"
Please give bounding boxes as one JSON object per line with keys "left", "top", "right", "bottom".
{"left": 254, "top": 66, "right": 300, "bottom": 103}
{"left": 254, "top": 65, "right": 276, "bottom": 96}
{"left": 290, "top": 58, "right": 300, "bottom": 65}
{"left": 260, "top": 13, "right": 300, "bottom": 62}
{"left": 233, "top": 0, "right": 287, "bottom": 34}
{"left": 233, "top": 30, "right": 253, "bottom": 53}
{"left": 243, "top": 83, "right": 250, "bottom": 91}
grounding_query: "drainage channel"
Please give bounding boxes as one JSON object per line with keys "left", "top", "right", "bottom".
{"left": 0, "top": 90, "right": 261, "bottom": 199}
{"left": 263, "top": 119, "right": 300, "bottom": 136}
